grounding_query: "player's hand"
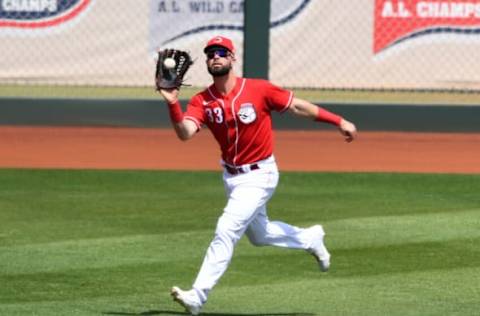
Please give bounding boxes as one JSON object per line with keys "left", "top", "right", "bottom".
{"left": 158, "top": 88, "right": 179, "bottom": 104}
{"left": 338, "top": 119, "right": 357, "bottom": 142}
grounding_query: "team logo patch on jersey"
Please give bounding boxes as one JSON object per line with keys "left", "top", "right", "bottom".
{"left": 237, "top": 103, "right": 256, "bottom": 124}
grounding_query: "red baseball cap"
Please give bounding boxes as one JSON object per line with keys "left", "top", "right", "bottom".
{"left": 203, "top": 36, "right": 235, "bottom": 53}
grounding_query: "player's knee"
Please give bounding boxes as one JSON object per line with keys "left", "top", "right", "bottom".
{"left": 215, "top": 215, "right": 243, "bottom": 244}
{"left": 215, "top": 226, "right": 237, "bottom": 243}
{"left": 246, "top": 230, "right": 268, "bottom": 246}
{"left": 247, "top": 235, "right": 267, "bottom": 247}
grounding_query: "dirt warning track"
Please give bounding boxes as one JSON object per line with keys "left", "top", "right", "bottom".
{"left": 1, "top": 126, "right": 479, "bottom": 174}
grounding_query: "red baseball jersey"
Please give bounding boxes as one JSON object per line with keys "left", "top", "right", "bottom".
{"left": 184, "top": 77, "right": 293, "bottom": 166}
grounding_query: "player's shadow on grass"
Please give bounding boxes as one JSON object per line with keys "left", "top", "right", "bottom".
{"left": 103, "top": 310, "right": 314, "bottom": 316}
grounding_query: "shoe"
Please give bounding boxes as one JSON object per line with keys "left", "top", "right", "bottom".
{"left": 171, "top": 286, "right": 202, "bottom": 315}
{"left": 307, "top": 225, "right": 331, "bottom": 272}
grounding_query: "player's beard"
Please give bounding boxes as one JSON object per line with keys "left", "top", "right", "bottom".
{"left": 208, "top": 63, "right": 232, "bottom": 77}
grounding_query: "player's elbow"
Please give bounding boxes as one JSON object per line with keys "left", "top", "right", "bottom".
{"left": 288, "top": 102, "right": 307, "bottom": 118}
{"left": 173, "top": 123, "right": 196, "bottom": 141}
{"left": 288, "top": 98, "right": 317, "bottom": 119}
{"left": 176, "top": 131, "right": 191, "bottom": 141}
{"left": 288, "top": 103, "right": 301, "bottom": 116}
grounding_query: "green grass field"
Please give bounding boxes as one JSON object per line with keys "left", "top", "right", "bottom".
{"left": 1, "top": 169, "right": 479, "bottom": 315}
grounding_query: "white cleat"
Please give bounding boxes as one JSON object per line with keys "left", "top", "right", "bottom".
{"left": 307, "top": 225, "right": 331, "bottom": 272}
{"left": 171, "top": 286, "right": 203, "bottom": 316}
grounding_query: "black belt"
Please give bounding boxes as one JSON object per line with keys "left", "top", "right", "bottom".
{"left": 224, "top": 163, "right": 260, "bottom": 175}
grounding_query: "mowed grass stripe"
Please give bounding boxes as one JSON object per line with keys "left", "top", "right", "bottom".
{"left": 2, "top": 208, "right": 479, "bottom": 275}
{"left": 1, "top": 169, "right": 480, "bottom": 315}
{"left": 325, "top": 208, "right": 480, "bottom": 248}
{"left": 3, "top": 235, "right": 479, "bottom": 302}
{"left": 1, "top": 170, "right": 478, "bottom": 246}
{"left": 4, "top": 238, "right": 477, "bottom": 289}
{"left": 212, "top": 267, "right": 480, "bottom": 316}
{"left": 0, "top": 232, "right": 211, "bottom": 275}
{"left": 2, "top": 267, "right": 478, "bottom": 316}
{"left": 0, "top": 169, "right": 225, "bottom": 246}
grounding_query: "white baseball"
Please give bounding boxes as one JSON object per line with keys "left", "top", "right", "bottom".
{"left": 163, "top": 58, "right": 176, "bottom": 69}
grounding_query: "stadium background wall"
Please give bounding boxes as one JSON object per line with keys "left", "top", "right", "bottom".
{"left": 1, "top": 98, "right": 480, "bottom": 132}
{"left": 1, "top": 0, "right": 480, "bottom": 91}
{"left": 1, "top": 0, "right": 479, "bottom": 130}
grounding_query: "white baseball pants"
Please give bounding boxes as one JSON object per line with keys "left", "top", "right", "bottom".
{"left": 191, "top": 156, "right": 318, "bottom": 303}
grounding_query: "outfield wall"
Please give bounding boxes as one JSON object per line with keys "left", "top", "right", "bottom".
{"left": 1, "top": 98, "right": 479, "bottom": 132}
{"left": 1, "top": 0, "right": 480, "bottom": 90}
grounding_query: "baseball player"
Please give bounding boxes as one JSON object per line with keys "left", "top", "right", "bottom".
{"left": 158, "top": 36, "right": 357, "bottom": 315}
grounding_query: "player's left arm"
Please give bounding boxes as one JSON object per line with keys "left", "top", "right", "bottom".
{"left": 288, "top": 97, "right": 357, "bottom": 142}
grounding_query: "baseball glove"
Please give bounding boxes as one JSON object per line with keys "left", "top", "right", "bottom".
{"left": 155, "top": 49, "right": 193, "bottom": 90}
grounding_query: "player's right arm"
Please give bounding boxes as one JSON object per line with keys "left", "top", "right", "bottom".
{"left": 262, "top": 79, "right": 357, "bottom": 142}
{"left": 289, "top": 97, "right": 357, "bottom": 142}
{"left": 158, "top": 88, "right": 198, "bottom": 141}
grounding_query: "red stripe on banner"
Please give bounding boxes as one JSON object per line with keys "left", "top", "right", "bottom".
{"left": 374, "top": 0, "right": 480, "bottom": 53}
